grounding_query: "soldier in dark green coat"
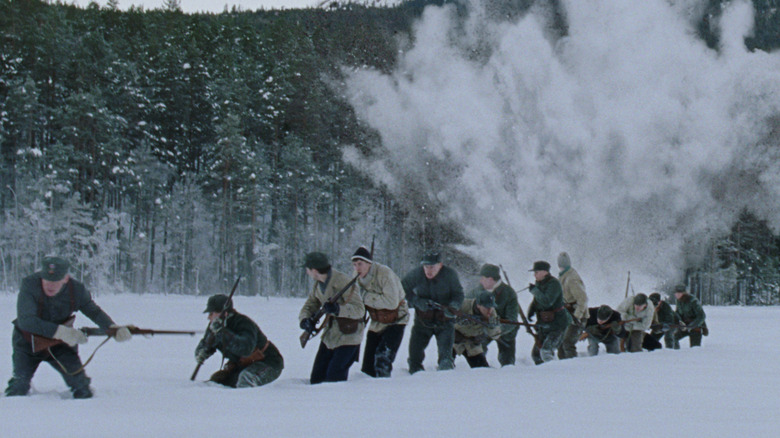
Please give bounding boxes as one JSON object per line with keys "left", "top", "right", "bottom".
{"left": 672, "top": 285, "right": 707, "bottom": 348}
{"left": 5, "top": 256, "right": 133, "bottom": 399}
{"left": 525, "top": 261, "right": 571, "bottom": 365}
{"left": 473, "top": 263, "right": 519, "bottom": 366}
{"left": 195, "top": 295, "right": 284, "bottom": 388}
{"left": 648, "top": 292, "right": 677, "bottom": 348}
{"left": 403, "top": 251, "right": 464, "bottom": 373}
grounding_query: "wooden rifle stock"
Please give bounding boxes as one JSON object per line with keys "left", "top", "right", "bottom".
{"left": 191, "top": 276, "right": 241, "bottom": 381}
{"left": 31, "top": 325, "right": 198, "bottom": 354}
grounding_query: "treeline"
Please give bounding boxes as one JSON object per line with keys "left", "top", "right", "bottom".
{"left": 1, "top": 0, "right": 779, "bottom": 304}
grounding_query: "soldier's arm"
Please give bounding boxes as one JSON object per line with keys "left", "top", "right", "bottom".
{"left": 402, "top": 270, "right": 421, "bottom": 308}
{"left": 75, "top": 286, "right": 115, "bottom": 329}
{"left": 570, "top": 279, "right": 588, "bottom": 319}
{"left": 217, "top": 318, "right": 258, "bottom": 357}
{"left": 15, "top": 279, "right": 58, "bottom": 337}
{"left": 299, "top": 289, "right": 322, "bottom": 322}
{"left": 448, "top": 270, "right": 464, "bottom": 309}
{"left": 690, "top": 302, "right": 706, "bottom": 327}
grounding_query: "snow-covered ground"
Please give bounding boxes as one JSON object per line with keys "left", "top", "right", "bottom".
{"left": 0, "top": 293, "right": 777, "bottom": 437}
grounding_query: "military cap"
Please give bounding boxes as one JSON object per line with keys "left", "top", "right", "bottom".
{"left": 479, "top": 263, "right": 500, "bottom": 280}
{"left": 674, "top": 284, "right": 686, "bottom": 293}
{"left": 420, "top": 251, "right": 441, "bottom": 265}
{"left": 597, "top": 305, "right": 613, "bottom": 321}
{"left": 41, "top": 256, "right": 69, "bottom": 282}
{"left": 204, "top": 294, "right": 233, "bottom": 313}
{"left": 529, "top": 260, "right": 551, "bottom": 272}
{"left": 303, "top": 252, "right": 330, "bottom": 270}
{"left": 633, "top": 293, "right": 648, "bottom": 306}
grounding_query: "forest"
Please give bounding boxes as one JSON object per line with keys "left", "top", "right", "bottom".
{"left": 1, "top": 0, "right": 779, "bottom": 304}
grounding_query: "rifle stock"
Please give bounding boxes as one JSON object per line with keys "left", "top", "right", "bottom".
{"left": 299, "top": 274, "right": 359, "bottom": 348}
{"left": 499, "top": 265, "right": 540, "bottom": 347}
{"left": 191, "top": 276, "right": 241, "bottom": 381}
{"left": 31, "top": 326, "right": 198, "bottom": 354}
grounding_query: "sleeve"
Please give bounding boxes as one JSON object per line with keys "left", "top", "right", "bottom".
{"left": 504, "top": 290, "right": 520, "bottom": 322}
{"left": 447, "top": 270, "right": 465, "bottom": 309}
{"left": 569, "top": 278, "right": 588, "bottom": 320}
{"left": 15, "top": 279, "right": 59, "bottom": 337}
{"left": 378, "top": 269, "right": 405, "bottom": 309}
{"left": 299, "top": 287, "right": 323, "bottom": 322}
{"left": 217, "top": 317, "right": 258, "bottom": 358}
{"left": 76, "top": 286, "right": 115, "bottom": 329}
{"left": 690, "top": 302, "right": 706, "bottom": 328}
{"left": 402, "top": 270, "right": 420, "bottom": 309}
{"left": 530, "top": 280, "right": 561, "bottom": 308}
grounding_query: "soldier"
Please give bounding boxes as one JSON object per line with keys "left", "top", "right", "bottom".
{"left": 648, "top": 292, "right": 677, "bottom": 349}
{"left": 299, "top": 252, "right": 365, "bottom": 384}
{"left": 403, "top": 251, "right": 464, "bottom": 374}
{"left": 526, "top": 261, "right": 572, "bottom": 365}
{"left": 351, "top": 246, "right": 409, "bottom": 378}
{"left": 673, "top": 285, "right": 707, "bottom": 348}
{"left": 452, "top": 291, "right": 502, "bottom": 368}
{"left": 474, "top": 263, "right": 519, "bottom": 366}
{"left": 616, "top": 293, "right": 655, "bottom": 352}
{"left": 583, "top": 305, "right": 624, "bottom": 355}
{"left": 556, "top": 252, "right": 588, "bottom": 359}
{"left": 5, "top": 256, "right": 133, "bottom": 399}
{"left": 194, "top": 294, "right": 283, "bottom": 388}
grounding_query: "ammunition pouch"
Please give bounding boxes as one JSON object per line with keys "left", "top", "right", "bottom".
{"left": 416, "top": 309, "right": 447, "bottom": 322}
{"left": 237, "top": 340, "right": 271, "bottom": 368}
{"left": 367, "top": 301, "right": 404, "bottom": 324}
{"left": 335, "top": 317, "right": 361, "bottom": 334}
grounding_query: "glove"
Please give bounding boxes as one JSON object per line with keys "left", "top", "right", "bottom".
{"left": 610, "top": 321, "right": 621, "bottom": 332}
{"left": 528, "top": 283, "right": 535, "bottom": 291}
{"left": 195, "top": 346, "right": 212, "bottom": 364}
{"left": 442, "top": 306, "right": 456, "bottom": 319}
{"left": 300, "top": 317, "right": 316, "bottom": 333}
{"left": 679, "top": 323, "right": 689, "bottom": 332}
{"left": 53, "top": 325, "right": 88, "bottom": 347}
{"left": 209, "top": 317, "right": 226, "bottom": 334}
{"left": 323, "top": 301, "right": 340, "bottom": 316}
{"left": 111, "top": 324, "right": 133, "bottom": 342}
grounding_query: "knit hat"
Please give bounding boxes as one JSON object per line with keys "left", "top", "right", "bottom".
{"left": 351, "top": 246, "right": 372, "bottom": 263}
{"left": 420, "top": 251, "right": 441, "bottom": 265}
{"left": 529, "top": 260, "right": 551, "bottom": 272}
{"left": 557, "top": 252, "right": 571, "bottom": 269}
{"left": 476, "top": 291, "right": 496, "bottom": 308}
{"left": 597, "top": 305, "right": 612, "bottom": 321}
{"left": 633, "top": 293, "right": 648, "bottom": 306}
{"left": 41, "top": 256, "right": 69, "bottom": 282}
{"left": 479, "top": 263, "right": 500, "bottom": 280}
{"left": 204, "top": 294, "right": 233, "bottom": 313}
{"left": 303, "top": 252, "right": 330, "bottom": 270}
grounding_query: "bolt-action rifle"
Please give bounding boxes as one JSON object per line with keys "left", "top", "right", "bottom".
{"left": 29, "top": 321, "right": 197, "bottom": 354}
{"left": 299, "top": 274, "right": 359, "bottom": 349}
{"left": 191, "top": 276, "right": 241, "bottom": 381}
{"left": 499, "top": 264, "right": 540, "bottom": 347}
{"left": 579, "top": 317, "right": 641, "bottom": 341}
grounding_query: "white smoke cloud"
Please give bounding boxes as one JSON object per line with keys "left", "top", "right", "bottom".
{"left": 343, "top": 0, "right": 780, "bottom": 302}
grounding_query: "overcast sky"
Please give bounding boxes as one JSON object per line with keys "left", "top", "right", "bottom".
{"left": 68, "top": 0, "right": 322, "bottom": 13}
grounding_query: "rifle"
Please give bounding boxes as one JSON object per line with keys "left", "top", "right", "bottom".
{"left": 30, "top": 322, "right": 197, "bottom": 354}
{"left": 299, "top": 274, "right": 359, "bottom": 348}
{"left": 191, "top": 276, "right": 241, "bottom": 381}
{"left": 427, "top": 301, "right": 499, "bottom": 328}
{"left": 579, "top": 317, "right": 641, "bottom": 342}
{"left": 499, "top": 264, "right": 540, "bottom": 347}
{"left": 624, "top": 271, "right": 631, "bottom": 298}
{"left": 650, "top": 323, "right": 702, "bottom": 333}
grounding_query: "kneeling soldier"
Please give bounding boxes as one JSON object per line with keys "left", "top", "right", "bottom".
{"left": 195, "top": 294, "right": 283, "bottom": 388}
{"left": 453, "top": 292, "right": 501, "bottom": 368}
{"left": 584, "top": 305, "right": 624, "bottom": 355}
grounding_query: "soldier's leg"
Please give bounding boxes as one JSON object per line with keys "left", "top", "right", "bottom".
{"left": 604, "top": 335, "right": 621, "bottom": 354}
{"left": 689, "top": 329, "right": 703, "bottom": 347}
{"left": 497, "top": 334, "right": 516, "bottom": 366}
{"left": 539, "top": 329, "right": 565, "bottom": 363}
{"left": 627, "top": 330, "right": 644, "bottom": 353}
{"left": 557, "top": 323, "right": 580, "bottom": 359}
{"left": 642, "top": 333, "right": 662, "bottom": 351}
{"left": 236, "top": 362, "right": 283, "bottom": 388}
{"left": 361, "top": 330, "right": 381, "bottom": 377}
{"left": 531, "top": 340, "right": 543, "bottom": 365}
{"left": 45, "top": 345, "right": 92, "bottom": 398}
{"left": 663, "top": 331, "right": 675, "bottom": 349}
{"left": 310, "top": 342, "right": 335, "bottom": 384}
{"left": 373, "top": 324, "right": 405, "bottom": 378}
{"left": 674, "top": 329, "right": 689, "bottom": 350}
{"left": 324, "top": 345, "right": 360, "bottom": 382}
{"left": 5, "top": 333, "right": 44, "bottom": 396}
{"left": 433, "top": 322, "right": 455, "bottom": 371}
{"left": 407, "top": 322, "right": 433, "bottom": 374}
{"left": 587, "top": 336, "right": 600, "bottom": 356}
{"left": 465, "top": 353, "right": 489, "bottom": 368}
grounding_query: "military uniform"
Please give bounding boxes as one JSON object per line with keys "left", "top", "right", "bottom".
{"left": 649, "top": 294, "right": 677, "bottom": 349}
{"left": 196, "top": 309, "right": 283, "bottom": 388}
{"left": 6, "top": 271, "right": 116, "bottom": 398}
{"left": 674, "top": 293, "right": 707, "bottom": 348}
{"left": 583, "top": 306, "right": 624, "bottom": 355}
{"left": 357, "top": 261, "right": 408, "bottom": 377}
{"left": 453, "top": 298, "right": 501, "bottom": 368}
{"left": 403, "top": 262, "right": 464, "bottom": 373}
{"left": 299, "top": 268, "right": 365, "bottom": 383}
{"left": 528, "top": 273, "right": 571, "bottom": 364}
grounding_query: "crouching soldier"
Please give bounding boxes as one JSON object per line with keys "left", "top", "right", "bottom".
{"left": 5, "top": 256, "right": 133, "bottom": 399}
{"left": 672, "top": 285, "right": 707, "bottom": 348}
{"left": 526, "top": 261, "right": 571, "bottom": 365}
{"left": 453, "top": 292, "right": 502, "bottom": 368}
{"left": 351, "top": 247, "right": 408, "bottom": 378}
{"left": 616, "top": 293, "right": 655, "bottom": 352}
{"left": 299, "top": 252, "right": 365, "bottom": 384}
{"left": 584, "top": 305, "right": 624, "bottom": 355}
{"left": 648, "top": 292, "right": 677, "bottom": 349}
{"left": 195, "top": 294, "right": 283, "bottom": 388}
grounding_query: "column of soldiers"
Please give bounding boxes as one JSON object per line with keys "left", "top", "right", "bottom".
{"left": 5, "top": 251, "right": 708, "bottom": 398}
